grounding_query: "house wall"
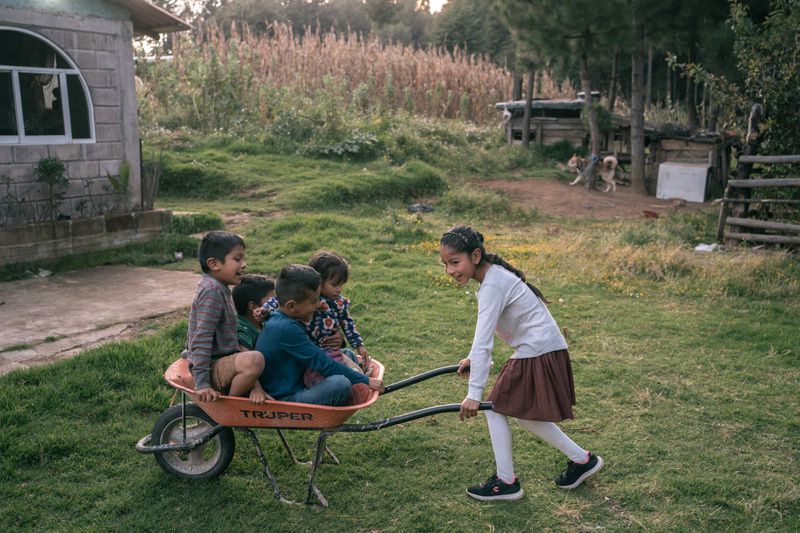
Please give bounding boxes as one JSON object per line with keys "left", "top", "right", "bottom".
{"left": 0, "top": 4, "right": 142, "bottom": 224}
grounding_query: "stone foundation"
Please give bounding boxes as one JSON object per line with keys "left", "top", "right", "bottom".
{"left": 0, "top": 209, "right": 172, "bottom": 265}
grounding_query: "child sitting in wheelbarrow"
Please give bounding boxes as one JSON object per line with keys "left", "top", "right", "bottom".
{"left": 256, "top": 264, "right": 385, "bottom": 406}
{"left": 182, "top": 231, "right": 268, "bottom": 404}
{"left": 259, "top": 250, "right": 371, "bottom": 386}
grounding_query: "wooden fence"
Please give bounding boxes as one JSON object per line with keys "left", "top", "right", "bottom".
{"left": 716, "top": 155, "right": 800, "bottom": 245}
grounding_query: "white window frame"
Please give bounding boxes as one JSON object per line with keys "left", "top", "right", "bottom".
{"left": 0, "top": 26, "right": 95, "bottom": 145}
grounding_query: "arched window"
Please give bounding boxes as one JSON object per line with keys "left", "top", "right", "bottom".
{"left": 0, "top": 27, "right": 95, "bottom": 145}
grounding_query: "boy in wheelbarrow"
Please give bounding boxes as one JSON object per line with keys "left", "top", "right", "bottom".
{"left": 256, "top": 264, "right": 385, "bottom": 405}
{"left": 182, "top": 231, "right": 268, "bottom": 404}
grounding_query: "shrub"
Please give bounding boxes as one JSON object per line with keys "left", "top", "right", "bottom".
{"left": 34, "top": 156, "right": 69, "bottom": 222}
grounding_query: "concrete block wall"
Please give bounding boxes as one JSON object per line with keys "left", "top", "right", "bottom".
{"left": 0, "top": 5, "right": 142, "bottom": 228}
{"left": 0, "top": 209, "right": 172, "bottom": 265}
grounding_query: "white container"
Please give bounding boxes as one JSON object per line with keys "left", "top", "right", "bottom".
{"left": 656, "top": 162, "right": 709, "bottom": 203}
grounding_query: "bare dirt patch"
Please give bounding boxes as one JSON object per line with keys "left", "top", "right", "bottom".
{"left": 476, "top": 178, "right": 715, "bottom": 219}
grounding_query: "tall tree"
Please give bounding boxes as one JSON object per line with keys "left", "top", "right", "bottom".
{"left": 673, "top": 0, "right": 800, "bottom": 156}
{"left": 630, "top": 3, "right": 646, "bottom": 193}
{"left": 429, "top": 0, "right": 512, "bottom": 62}
{"left": 494, "top": 0, "right": 621, "bottom": 155}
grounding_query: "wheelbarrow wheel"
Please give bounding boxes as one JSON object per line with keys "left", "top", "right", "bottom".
{"left": 152, "top": 404, "right": 235, "bottom": 480}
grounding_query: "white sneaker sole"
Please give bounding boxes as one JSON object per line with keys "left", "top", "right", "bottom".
{"left": 466, "top": 488, "right": 524, "bottom": 501}
{"left": 557, "top": 455, "right": 604, "bottom": 489}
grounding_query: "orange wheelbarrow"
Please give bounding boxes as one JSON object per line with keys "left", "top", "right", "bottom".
{"left": 135, "top": 358, "right": 491, "bottom": 506}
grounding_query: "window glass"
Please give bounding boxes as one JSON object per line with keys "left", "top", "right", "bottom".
{"left": 19, "top": 72, "right": 65, "bottom": 136}
{"left": 0, "top": 30, "right": 70, "bottom": 68}
{"left": 0, "top": 28, "right": 93, "bottom": 143}
{"left": 67, "top": 75, "right": 91, "bottom": 139}
{"left": 0, "top": 71, "right": 16, "bottom": 135}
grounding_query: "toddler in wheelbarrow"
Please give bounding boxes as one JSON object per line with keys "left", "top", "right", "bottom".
{"left": 255, "top": 263, "right": 385, "bottom": 405}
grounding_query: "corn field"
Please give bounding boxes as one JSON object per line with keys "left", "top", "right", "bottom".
{"left": 138, "top": 22, "right": 575, "bottom": 132}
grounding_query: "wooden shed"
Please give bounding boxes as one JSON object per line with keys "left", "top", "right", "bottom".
{"left": 609, "top": 115, "right": 729, "bottom": 197}
{"left": 496, "top": 98, "right": 589, "bottom": 148}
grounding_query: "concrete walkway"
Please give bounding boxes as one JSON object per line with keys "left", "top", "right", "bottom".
{"left": 0, "top": 265, "right": 200, "bottom": 376}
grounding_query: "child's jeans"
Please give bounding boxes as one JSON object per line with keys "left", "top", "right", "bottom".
{"left": 283, "top": 374, "right": 351, "bottom": 406}
{"left": 303, "top": 348, "right": 359, "bottom": 388}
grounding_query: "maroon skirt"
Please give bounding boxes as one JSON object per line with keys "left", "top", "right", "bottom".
{"left": 487, "top": 349, "right": 576, "bottom": 422}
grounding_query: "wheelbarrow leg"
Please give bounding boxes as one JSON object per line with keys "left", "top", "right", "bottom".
{"left": 275, "top": 429, "right": 309, "bottom": 465}
{"left": 324, "top": 445, "right": 340, "bottom": 465}
{"left": 241, "top": 429, "right": 296, "bottom": 505}
{"left": 275, "top": 429, "right": 340, "bottom": 466}
{"left": 305, "top": 431, "right": 334, "bottom": 507}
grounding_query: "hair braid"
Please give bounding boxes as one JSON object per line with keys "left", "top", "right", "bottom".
{"left": 485, "top": 253, "right": 548, "bottom": 302}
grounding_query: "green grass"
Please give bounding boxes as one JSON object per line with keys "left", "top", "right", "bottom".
{"left": 2, "top": 141, "right": 799, "bottom": 531}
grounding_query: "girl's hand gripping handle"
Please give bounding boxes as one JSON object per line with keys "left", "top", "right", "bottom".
{"left": 456, "top": 358, "right": 471, "bottom": 378}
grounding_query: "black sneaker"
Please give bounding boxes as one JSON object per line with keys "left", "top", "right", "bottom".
{"left": 554, "top": 452, "right": 604, "bottom": 489}
{"left": 466, "top": 474, "right": 524, "bottom": 501}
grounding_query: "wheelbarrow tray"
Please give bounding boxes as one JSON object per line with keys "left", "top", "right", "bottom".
{"left": 164, "top": 357, "right": 385, "bottom": 430}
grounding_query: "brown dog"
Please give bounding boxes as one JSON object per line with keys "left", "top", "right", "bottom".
{"left": 567, "top": 154, "right": 619, "bottom": 192}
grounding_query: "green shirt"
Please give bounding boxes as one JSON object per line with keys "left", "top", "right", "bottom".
{"left": 237, "top": 315, "right": 261, "bottom": 350}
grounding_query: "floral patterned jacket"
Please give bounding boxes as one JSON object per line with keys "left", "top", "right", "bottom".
{"left": 263, "top": 295, "right": 364, "bottom": 348}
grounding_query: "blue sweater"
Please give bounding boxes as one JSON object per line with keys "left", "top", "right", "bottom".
{"left": 256, "top": 309, "right": 369, "bottom": 399}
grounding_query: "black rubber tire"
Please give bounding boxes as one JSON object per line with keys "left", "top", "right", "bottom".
{"left": 151, "top": 404, "right": 235, "bottom": 480}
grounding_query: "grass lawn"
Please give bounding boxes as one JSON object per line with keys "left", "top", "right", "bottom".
{"left": 1, "top": 145, "right": 799, "bottom": 531}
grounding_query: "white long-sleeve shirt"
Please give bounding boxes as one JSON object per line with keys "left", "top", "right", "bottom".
{"left": 467, "top": 265, "right": 568, "bottom": 401}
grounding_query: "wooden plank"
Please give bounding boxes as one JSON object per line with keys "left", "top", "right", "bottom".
{"left": 543, "top": 132, "right": 586, "bottom": 140}
{"left": 724, "top": 217, "right": 800, "bottom": 233}
{"left": 727, "top": 178, "right": 800, "bottom": 188}
{"left": 716, "top": 185, "right": 732, "bottom": 242}
{"left": 659, "top": 138, "right": 717, "bottom": 151}
{"left": 533, "top": 117, "right": 582, "bottom": 124}
{"left": 542, "top": 137, "right": 582, "bottom": 147}
{"left": 738, "top": 155, "right": 800, "bottom": 164}
{"left": 724, "top": 231, "right": 800, "bottom": 244}
{"left": 541, "top": 124, "right": 586, "bottom": 132}
{"left": 722, "top": 197, "right": 800, "bottom": 205}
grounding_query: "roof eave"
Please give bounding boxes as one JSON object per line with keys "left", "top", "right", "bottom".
{"left": 109, "top": 0, "right": 191, "bottom": 36}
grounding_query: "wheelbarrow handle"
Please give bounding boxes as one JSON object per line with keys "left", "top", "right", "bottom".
{"left": 382, "top": 364, "right": 461, "bottom": 394}
{"left": 339, "top": 401, "right": 493, "bottom": 432}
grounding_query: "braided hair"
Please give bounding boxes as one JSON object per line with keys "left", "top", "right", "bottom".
{"left": 440, "top": 225, "right": 547, "bottom": 302}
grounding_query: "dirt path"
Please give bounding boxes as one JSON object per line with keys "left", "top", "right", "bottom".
{"left": 476, "top": 178, "right": 715, "bottom": 219}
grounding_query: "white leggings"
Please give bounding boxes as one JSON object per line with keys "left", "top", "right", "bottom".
{"left": 485, "top": 410, "right": 588, "bottom": 483}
